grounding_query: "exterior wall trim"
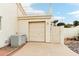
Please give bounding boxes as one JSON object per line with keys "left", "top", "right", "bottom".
{"left": 18, "top": 15, "right": 51, "bottom": 20}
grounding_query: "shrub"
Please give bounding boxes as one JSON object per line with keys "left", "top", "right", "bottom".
{"left": 73, "top": 20, "right": 79, "bottom": 26}
{"left": 52, "top": 20, "right": 58, "bottom": 26}
{"left": 64, "top": 24, "right": 73, "bottom": 28}
{"left": 57, "top": 22, "right": 65, "bottom": 26}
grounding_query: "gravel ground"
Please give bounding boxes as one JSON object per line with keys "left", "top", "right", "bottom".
{"left": 65, "top": 39, "right": 79, "bottom": 54}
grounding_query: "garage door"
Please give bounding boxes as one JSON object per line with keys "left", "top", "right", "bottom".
{"left": 29, "top": 21, "right": 45, "bottom": 42}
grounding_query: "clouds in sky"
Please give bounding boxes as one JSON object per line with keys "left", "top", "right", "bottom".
{"left": 21, "top": 3, "right": 79, "bottom": 24}
{"left": 22, "top": 3, "right": 45, "bottom": 15}
{"left": 52, "top": 10, "right": 79, "bottom": 21}
{"left": 68, "top": 3, "right": 79, "bottom": 18}
{"left": 68, "top": 10, "right": 79, "bottom": 15}
{"left": 53, "top": 16, "right": 65, "bottom": 22}
{"left": 68, "top": 10, "right": 79, "bottom": 18}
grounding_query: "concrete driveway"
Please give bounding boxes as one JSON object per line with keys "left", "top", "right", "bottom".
{"left": 12, "top": 42, "right": 78, "bottom": 56}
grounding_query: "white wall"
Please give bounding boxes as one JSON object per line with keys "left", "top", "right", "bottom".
{"left": 64, "top": 26, "right": 79, "bottom": 38}
{"left": 51, "top": 26, "right": 64, "bottom": 44}
{"left": 0, "top": 3, "right": 17, "bottom": 48}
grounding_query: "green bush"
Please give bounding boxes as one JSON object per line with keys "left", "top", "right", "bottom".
{"left": 64, "top": 24, "right": 73, "bottom": 28}
{"left": 73, "top": 20, "right": 79, "bottom": 26}
{"left": 57, "top": 22, "right": 65, "bottom": 26}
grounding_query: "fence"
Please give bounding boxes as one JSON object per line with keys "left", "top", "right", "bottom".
{"left": 64, "top": 26, "right": 79, "bottom": 38}
{"left": 51, "top": 26, "right": 64, "bottom": 44}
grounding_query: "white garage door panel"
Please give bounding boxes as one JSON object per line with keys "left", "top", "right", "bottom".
{"left": 29, "top": 22, "right": 45, "bottom": 42}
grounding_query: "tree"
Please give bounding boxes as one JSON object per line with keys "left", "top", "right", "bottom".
{"left": 64, "top": 24, "right": 73, "bottom": 28}
{"left": 73, "top": 20, "right": 79, "bottom": 26}
{"left": 52, "top": 20, "right": 58, "bottom": 26}
{"left": 57, "top": 22, "right": 65, "bottom": 26}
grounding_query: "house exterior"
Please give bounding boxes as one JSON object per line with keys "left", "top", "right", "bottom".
{"left": 18, "top": 15, "right": 51, "bottom": 42}
{"left": 0, "top": 3, "right": 64, "bottom": 48}
{"left": 0, "top": 3, "right": 25, "bottom": 48}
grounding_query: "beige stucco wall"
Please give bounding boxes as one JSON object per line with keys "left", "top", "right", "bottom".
{"left": 18, "top": 17, "right": 64, "bottom": 44}
{"left": 18, "top": 18, "right": 51, "bottom": 42}
{"left": 45, "top": 19, "right": 51, "bottom": 42}
{"left": 0, "top": 3, "right": 17, "bottom": 48}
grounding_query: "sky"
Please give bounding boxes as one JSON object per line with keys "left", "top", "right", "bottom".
{"left": 22, "top": 3, "right": 79, "bottom": 24}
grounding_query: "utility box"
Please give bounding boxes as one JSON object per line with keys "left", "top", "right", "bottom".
{"left": 10, "top": 35, "right": 27, "bottom": 47}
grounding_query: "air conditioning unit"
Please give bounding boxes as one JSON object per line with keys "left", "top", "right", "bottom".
{"left": 10, "top": 35, "right": 27, "bottom": 47}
